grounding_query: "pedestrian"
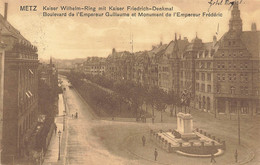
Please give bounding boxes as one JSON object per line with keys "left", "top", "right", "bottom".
{"left": 75, "top": 112, "right": 78, "bottom": 118}
{"left": 154, "top": 148, "right": 158, "bottom": 161}
{"left": 72, "top": 114, "right": 74, "bottom": 118}
{"left": 210, "top": 153, "right": 216, "bottom": 163}
{"left": 142, "top": 136, "right": 146, "bottom": 147}
{"left": 54, "top": 124, "right": 57, "bottom": 134}
{"left": 235, "top": 149, "right": 238, "bottom": 163}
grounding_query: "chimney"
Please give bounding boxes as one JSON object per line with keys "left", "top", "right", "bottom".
{"left": 4, "top": 3, "right": 8, "bottom": 20}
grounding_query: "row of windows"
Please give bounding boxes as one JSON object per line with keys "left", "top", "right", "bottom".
{"left": 159, "top": 66, "right": 169, "bottom": 72}
{"left": 92, "top": 66, "right": 105, "bottom": 69}
{"left": 220, "top": 49, "right": 244, "bottom": 57}
{"left": 181, "top": 71, "right": 192, "bottom": 79}
{"left": 217, "top": 73, "right": 248, "bottom": 82}
{"left": 196, "top": 83, "right": 211, "bottom": 93}
{"left": 217, "top": 62, "right": 248, "bottom": 69}
{"left": 216, "top": 85, "right": 253, "bottom": 95}
{"left": 196, "top": 61, "right": 212, "bottom": 69}
{"left": 197, "top": 50, "right": 214, "bottom": 58}
{"left": 196, "top": 72, "right": 211, "bottom": 81}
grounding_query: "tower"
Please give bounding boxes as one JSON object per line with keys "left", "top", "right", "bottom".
{"left": 229, "top": 2, "right": 243, "bottom": 33}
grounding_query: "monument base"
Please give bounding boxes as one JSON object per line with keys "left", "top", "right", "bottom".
{"left": 180, "top": 132, "right": 198, "bottom": 140}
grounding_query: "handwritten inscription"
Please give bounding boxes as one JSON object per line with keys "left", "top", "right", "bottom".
{"left": 207, "top": 0, "right": 243, "bottom": 11}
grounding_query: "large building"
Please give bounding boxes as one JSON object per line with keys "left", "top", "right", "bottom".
{"left": 0, "top": 3, "right": 39, "bottom": 163}
{"left": 211, "top": 3, "right": 260, "bottom": 115}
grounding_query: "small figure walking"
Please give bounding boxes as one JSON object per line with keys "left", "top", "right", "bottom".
{"left": 142, "top": 136, "right": 146, "bottom": 147}
{"left": 235, "top": 149, "right": 238, "bottom": 163}
{"left": 75, "top": 112, "right": 78, "bottom": 119}
{"left": 54, "top": 124, "right": 57, "bottom": 134}
{"left": 210, "top": 153, "right": 216, "bottom": 163}
{"left": 154, "top": 148, "right": 158, "bottom": 161}
{"left": 72, "top": 114, "right": 74, "bottom": 118}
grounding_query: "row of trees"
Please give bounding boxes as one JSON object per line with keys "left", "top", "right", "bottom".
{"left": 66, "top": 71, "right": 189, "bottom": 121}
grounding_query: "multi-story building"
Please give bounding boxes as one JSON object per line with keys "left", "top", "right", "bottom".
{"left": 83, "top": 57, "right": 106, "bottom": 75}
{"left": 159, "top": 36, "right": 189, "bottom": 93}
{"left": 194, "top": 39, "right": 216, "bottom": 112}
{"left": 106, "top": 48, "right": 131, "bottom": 80}
{"left": 212, "top": 3, "right": 260, "bottom": 115}
{"left": 0, "top": 3, "right": 39, "bottom": 163}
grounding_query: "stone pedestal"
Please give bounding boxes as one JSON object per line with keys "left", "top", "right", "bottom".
{"left": 177, "top": 113, "right": 196, "bottom": 139}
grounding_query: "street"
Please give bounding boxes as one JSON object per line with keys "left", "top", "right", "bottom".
{"left": 43, "top": 76, "right": 260, "bottom": 165}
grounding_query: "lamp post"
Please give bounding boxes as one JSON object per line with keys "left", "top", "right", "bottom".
{"left": 58, "top": 130, "right": 61, "bottom": 160}
{"left": 238, "top": 107, "right": 241, "bottom": 145}
{"left": 63, "top": 111, "right": 65, "bottom": 131}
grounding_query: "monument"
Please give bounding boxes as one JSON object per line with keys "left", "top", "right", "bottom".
{"left": 176, "top": 113, "right": 197, "bottom": 139}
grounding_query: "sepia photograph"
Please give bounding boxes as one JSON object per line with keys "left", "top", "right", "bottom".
{"left": 0, "top": 0, "right": 259, "bottom": 164}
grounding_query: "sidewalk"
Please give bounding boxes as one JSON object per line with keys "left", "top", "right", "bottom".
{"left": 43, "top": 94, "right": 68, "bottom": 165}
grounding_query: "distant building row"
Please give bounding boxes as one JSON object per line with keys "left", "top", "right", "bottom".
{"left": 73, "top": 4, "right": 260, "bottom": 116}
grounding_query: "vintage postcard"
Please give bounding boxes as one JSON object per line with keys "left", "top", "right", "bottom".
{"left": 0, "top": 0, "right": 259, "bottom": 164}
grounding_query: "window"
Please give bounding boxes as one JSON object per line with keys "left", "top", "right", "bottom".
{"left": 207, "top": 85, "right": 211, "bottom": 93}
{"left": 217, "top": 63, "right": 221, "bottom": 69}
{"left": 207, "top": 73, "right": 211, "bottom": 81}
{"left": 229, "top": 62, "right": 232, "bottom": 69}
{"left": 217, "top": 74, "right": 221, "bottom": 81}
{"left": 202, "top": 73, "right": 205, "bottom": 81}
{"left": 205, "top": 51, "right": 209, "bottom": 58}
{"left": 196, "top": 83, "right": 199, "bottom": 91}
{"left": 240, "top": 86, "right": 244, "bottom": 94}
{"left": 196, "top": 73, "right": 199, "bottom": 80}
{"left": 228, "top": 74, "right": 232, "bottom": 81}
{"left": 222, "top": 74, "right": 225, "bottom": 81}
{"left": 222, "top": 63, "right": 225, "bottom": 69}
{"left": 245, "top": 62, "right": 248, "bottom": 69}
{"left": 245, "top": 87, "right": 248, "bottom": 95}
{"left": 207, "top": 62, "right": 211, "bottom": 69}
{"left": 230, "top": 86, "right": 235, "bottom": 94}
{"left": 233, "top": 74, "right": 236, "bottom": 81}
{"left": 217, "top": 84, "right": 221, "bottom": 93}
{"left": 201, "top": 62, "right": 205, "bottom": 69}
{"left": 201, "top": 84, "right": 205, "bottom": 92}
{"left": 240, "top": 63, "right": 243, "bottom": 69}
{"left": 245, "top": 74, "right": 248, "bottom": 82}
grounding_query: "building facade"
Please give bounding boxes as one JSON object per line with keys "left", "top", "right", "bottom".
{"left": 0, "top": 3, "right": 39, "bottom": 163}
{"left": 212, "top": 3, "right": 260, "bottom": 115}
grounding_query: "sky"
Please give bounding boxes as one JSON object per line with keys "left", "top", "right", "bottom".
{"left": 1, "top": 0, "right": 260, "bottom": 59}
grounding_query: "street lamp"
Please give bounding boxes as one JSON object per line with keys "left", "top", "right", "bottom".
{"left": 63, "top": 111, "right": 65, "bottom": 131}
{"left": 238, "top": 107, "right": 241, "bottom": 145}
{"left": 58, "top": 130, "right": 61, "bottom": 160}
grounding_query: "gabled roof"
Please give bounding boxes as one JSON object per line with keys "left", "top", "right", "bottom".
{"left": 0, "top": 14, "right": 31, "bottom": 45}
{"left": 240, "top": 31, "right": 260, "bottom": 59}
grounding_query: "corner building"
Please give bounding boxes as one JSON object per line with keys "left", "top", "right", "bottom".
{"left": 0, "top": 3, "right": 39, "bottom": 163}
